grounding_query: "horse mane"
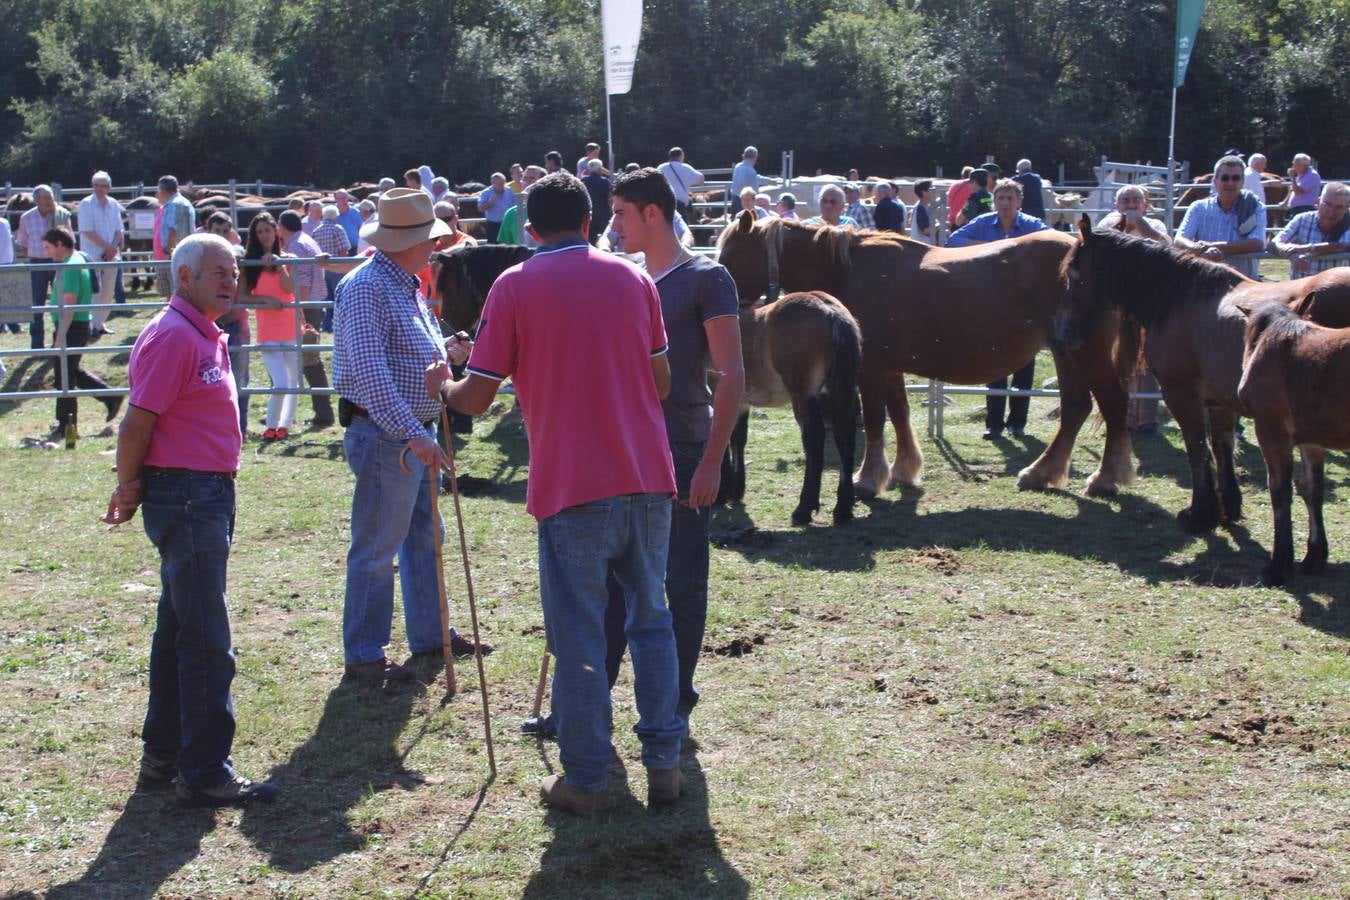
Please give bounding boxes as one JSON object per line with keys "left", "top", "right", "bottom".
{"left": 1245, "top": 300, "right": 1308, "bottom": 346}
{"left": 462, "top": 244, "right": 534, "bottom": 298}
{"left": 1069, "top": 227, "right": 1247, "bottom": 329}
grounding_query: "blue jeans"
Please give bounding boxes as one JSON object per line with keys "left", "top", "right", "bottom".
{"left": 539, "top": 493, "right": 682, "bottom": 791}
{"left": 321, "top": 271, "right": 341, "bottom": 332}
{"left": 30, "top": 270, "right": 53, "bottom": 349}
{"left": 604, "top": 441, "right": 711, "bottom": 718}
{"left": 140, "top": 472, "right": 239, "bottom": 788}
{"left": 342, "top": 415, "right": 454, "bottom": 664}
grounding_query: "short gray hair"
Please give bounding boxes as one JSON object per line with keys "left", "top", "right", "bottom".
{"left": 321, "top": 204, "right": 339, "bottom": 221}
{"left": 1321, "top": 181, "right": 1349, "bottom": 202}
{"left": 1114, "top": 184, "right": 1147, "bottom": 203}
{"left": 873, "top": 182, "right": 891, "bottom": 197}
{"left": 171, "top": 233, "right": 233, "bottom": 287}
{"left": 819, "top": 184, "right": 845, "bottom": 203}
{"left": 432, "top": 177, "right": 449, "bottom": 191}
{"left": 158, "top": 175, "right": 179, "bottom": 193}
{"left": 1213, "top": 155, "right": 1244, "bottom": 174}
{"left": 33, "top": 184, "right": 53, "bottom": 199}
{"left": 377, "top": 177, "right": 396, "bottom": 192}
{"left": 91, "top": 170, "right": 112, "bottom": 186}
{"left": 1293, "top": 153, "right": 1312, "bottom": 166}
{"left": 1016, "top": 159, "right": 1032, "bottom": 173}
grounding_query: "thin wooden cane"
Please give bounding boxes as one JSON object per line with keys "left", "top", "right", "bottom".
{"left": 531, "top": 652, "right": 551, "bottom": 719}
{"left": 440, "top": 404, "right": 497, "bottom": 777}
{"left": 400, "top": 445, "right": 457, "bottom": 695}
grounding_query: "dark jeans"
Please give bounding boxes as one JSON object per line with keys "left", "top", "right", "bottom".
{"left": 140, "top": 472, "right": 239, "bottom": 788}
{"left": 30, "top": 269, "right": 54, "bottom": 349}
{"left": 986, "top": 358, "right": 1036, "bottom": 432}
{"left": 114, "top": 266, "right": 126, "bottom": 304}
{"left": 604, "top": 441, "right": 710, "bottom": 718}
{"left": 484, "top": 220, "right": 501, "bottom": 243}
{"left": 321, "top": 271, "right": 341, "bottom": 332}
{"left": 220, "top": 317, "right": 250, "bottom": 433}
{"left": 53, "top": 319, "right": 109, "bottom": 428}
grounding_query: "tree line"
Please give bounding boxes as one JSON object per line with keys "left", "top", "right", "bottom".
{"left": 3, "top": 0, "right": 1347, "bottom": 188}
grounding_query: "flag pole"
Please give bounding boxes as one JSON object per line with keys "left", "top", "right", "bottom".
{"left": 606, "top": 91, "right": 615, "bottom": 174}
{"left": 1166, "top": 85, "right": 1178, "bottom": 229}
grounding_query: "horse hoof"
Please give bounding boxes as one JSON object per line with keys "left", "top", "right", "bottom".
{"left": 1176, "top": 507, "right": 1218, "bottom": 535}
{"left": 790, "top": 508, "right": 813, "bottom": 526}
{"left": 832, "top": 506, "right": 854, "bottom": 526}
{"left": 1083, "top": 473, "right": 1119, "bottom": 499}
{"left": 1260, "top": 561, "right": 1289, "bottom": 587}
{"left": 1300, "top": 554, "right": 1328, "bottom": 575}
{"left": 853, "top": 481, "right": 878, "bottom": 501}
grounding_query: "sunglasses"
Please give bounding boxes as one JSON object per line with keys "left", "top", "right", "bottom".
{"left": 1217, "top": 174, "right": 1242, "bottom": 183}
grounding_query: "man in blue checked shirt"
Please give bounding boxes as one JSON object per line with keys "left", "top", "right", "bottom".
{"left": 332, "top": 188, "right": 493, "bottom": 683}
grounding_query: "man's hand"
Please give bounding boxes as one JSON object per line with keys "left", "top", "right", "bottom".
{"left": 445, "top": 333, "right": 473, "bottom": 366}
{"left": 425, "top": 360, "right": 451, "bottom": 400}
{"left": 687, "top": 458, "right": 722, "bottom": 509}
{"left": 100, "top": 478, "right": 143, "bottom": 525}
{"left": 407, "top": 433, "right": 450, "bottom": 471}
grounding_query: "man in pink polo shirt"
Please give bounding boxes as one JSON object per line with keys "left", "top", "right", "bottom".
{"left": 101, "top": 233, "right": 278, "bottom": 808}
{"left": 434, "top": 172, "right": 683, "bottom": 817}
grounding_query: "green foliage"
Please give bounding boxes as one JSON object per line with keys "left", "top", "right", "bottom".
{"left": 2, "top": 0, "right": 1349, "bottom": 184}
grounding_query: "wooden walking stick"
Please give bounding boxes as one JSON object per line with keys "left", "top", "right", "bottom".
{"left": 531, "top": 651, "right": 551, "bottom": 719}
{"left": 438, "top": 403, "right": 497, "bottom": 777}
{"left": 401, "top": 445, "right": 457, "bottom": 696}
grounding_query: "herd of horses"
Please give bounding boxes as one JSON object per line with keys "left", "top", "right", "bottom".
{"left": 430, "top": 212, "right": 1349, "bottom": 587}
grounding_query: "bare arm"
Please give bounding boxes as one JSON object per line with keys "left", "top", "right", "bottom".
{"left": 443, "top": 372, "right": 501, "bottom": 416}
{"left": 651, "top": 353, "right": 671, "bottom": 400}
{"left": 101, "top": 405, "right": 158, "bottom": 524}
{"left": 688, "top": 315, "right": 745, "bottom": 508}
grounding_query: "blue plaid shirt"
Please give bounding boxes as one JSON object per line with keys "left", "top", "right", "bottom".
{"left": 1177, "top": 193, "right": 1267, "bottom": 278}
{"left": 1275, "top": 210, "right": 1350, "bottom": 276}
{"left": 332, "top": 251, "right": 445, "bottom": 439}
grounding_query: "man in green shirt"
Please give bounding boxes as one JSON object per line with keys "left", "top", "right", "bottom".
{"left": 42, "top": 226, "right": 120, "bottom": 438}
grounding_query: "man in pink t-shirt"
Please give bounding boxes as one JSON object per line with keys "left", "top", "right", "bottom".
{"left": 435, "top": 173, "right": 684, "bottom": 816}
{"left": 102, "top": 234, "right": 278, "bottom": 808}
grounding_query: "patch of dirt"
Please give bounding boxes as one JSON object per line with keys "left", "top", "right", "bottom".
{"left": 912, "top": 546, "right": 960, "bottom": 576}
{"left": 704, "top": 634, "right": 765, "bottom": 657}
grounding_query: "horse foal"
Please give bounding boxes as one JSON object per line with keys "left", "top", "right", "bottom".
{"left": 1238, "top": 302, "right": 1350, "bottom": 586}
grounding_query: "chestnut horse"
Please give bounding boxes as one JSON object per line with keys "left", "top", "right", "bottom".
{"left": 723, "top": 291, "right": 862, "bottom": 525}
{"left": 716, "top": 212, "right": 1134, "bottom": 498}
{"left": 1054, "top": 221, "right": 1350, "bottom": 533}
{"left": 1238, "top": 303, "right": 1350, "bottom": 585}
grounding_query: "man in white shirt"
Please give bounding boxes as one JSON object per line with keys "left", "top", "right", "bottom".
{"left": 77, "top": 171, "right": 125, "bottom": 336}
{"left": 1243, "top": 153, "right": 1267, "bottom": 198}
{"left": 657, "top": 147, "right": 705, "bottom": 219}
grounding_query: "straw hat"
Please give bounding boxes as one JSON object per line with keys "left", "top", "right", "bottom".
{"left": 360, "top": 188, "right": 452, "bottom": 252}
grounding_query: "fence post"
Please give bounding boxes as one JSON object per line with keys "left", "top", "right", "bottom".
{"left": 52, "top": 182, "right": 63, "bottom": 203}
{"left": 229, "top": 178, "right": 238, "bottom": 235}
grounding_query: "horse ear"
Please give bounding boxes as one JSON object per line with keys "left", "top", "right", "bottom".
{"left": 1076, "top": 215, "right": 1092, "bottom": 242}
{"left": 737, "top": 208, "right": 755, "bottom": 233}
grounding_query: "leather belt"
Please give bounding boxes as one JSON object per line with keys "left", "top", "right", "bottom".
{"left": 143, "top": 466, "right": 237, "bottom": 481}
{"left": 346, "top": 402, "right": 434, "bottom": 431}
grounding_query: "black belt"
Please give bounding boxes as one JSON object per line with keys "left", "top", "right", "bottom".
{"left": 342, "top": 399, "right": 433, "bottom": 430}
{"left": 143, "top": 466, "right": 237, "bottom": 481}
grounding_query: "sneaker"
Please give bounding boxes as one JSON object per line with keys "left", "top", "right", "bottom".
{"left": 344, "top": 657, "right": 413, "bottom": 682}
{"left": 275, "top": 427, "right": 288, "bottom": 440}
{"left": 137, "top": 749, "right": 178, "bottom": 788}
{"left": 647, "top": 766, "right": 683, "bottom": 805}
{"left": 539, "top": 773, "right": 611, "bottom": 818}
{"left": 1008, "top": 426, "right": 1025, "bottom": 437}
{"left": 981, "top": 428, "right": 1003, "bottom": 440}
{"left": 262, "top": 428, "right": 278, "bottom": 441}
{"left": 450, "top": 633, "right": 493, "bottom": 658}
{"left": 176, "top": 773, "right": 279, "bottom": 807}
{"left": 520, "top": 715, "right": 558, "bottom": 739}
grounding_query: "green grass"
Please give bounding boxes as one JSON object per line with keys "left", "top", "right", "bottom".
{"left": 0, "top": 297, "right": 1346, "bottom": 898}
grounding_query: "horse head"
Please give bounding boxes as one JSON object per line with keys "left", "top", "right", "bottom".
{"left": 1052, "top": 216, "right": 1105, "bottom": 349}
{"left": 716, "top": 209, "right": 778, "bottom": 306}
{"left": 432, "top": 244, "right": 534, "bottom": 333}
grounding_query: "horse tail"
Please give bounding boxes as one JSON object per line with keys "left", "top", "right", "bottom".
{"left": 1113, "top": 313, "right": 1143, "bottom": 384}
{"left": 826, "top": 303, "right": 863, "bottom": 417}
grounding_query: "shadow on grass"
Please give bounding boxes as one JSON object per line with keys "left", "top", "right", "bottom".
{"left": 0, "top": 355, "right": 53, "bottom": 418}
{"left": 468, "top": 406, "right": 529, "bottom": 505}
{"left": 43, "top": 790, "right": 216, "bottom": 900}
{"left": 521, "top": 757, "right": 748, "bottom": 899}
{"left": 236, "top": 678, "right": 425, "bottom": 872}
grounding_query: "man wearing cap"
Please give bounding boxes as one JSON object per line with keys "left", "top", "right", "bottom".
{"left": 101, "top": 232, "right": 278, "bottom": 807}
{"left": 844, "top": 184, "right": 875, "bottom": 230}
{"left": 332, "top": 188, "right": 490, "bottom": 683}
{"left": 955, "top": 169, "right": 992, "bottom": 226}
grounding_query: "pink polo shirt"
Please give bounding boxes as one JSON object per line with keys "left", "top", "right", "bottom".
{"left": 466, "top": 241, "right": 676, "bottom": 521}
{"left": 128, "top": 294, "right": 242, "bottom": 472}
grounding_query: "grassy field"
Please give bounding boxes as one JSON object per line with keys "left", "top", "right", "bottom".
{"left": 0, "top": 295, "right": 1346, "bottom": 899}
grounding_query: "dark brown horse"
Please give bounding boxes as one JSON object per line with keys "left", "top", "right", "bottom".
{"left": 723, "top": 291, "right": 862, "bottom": 525}
{"left": 716, "top": 212, "right": 1134, "bottom": 499}
{"left": 1054, "top": 221, "right": 1350, "bottom": 533}
{"left": 1238, "top": 303, "right": 1350, "bottom": 585}
{"left": 431, "top": 244, "right": 534, "bottom": 333}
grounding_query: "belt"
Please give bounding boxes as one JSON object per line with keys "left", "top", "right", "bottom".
{"left": 143, "top": 466, "right": 237, "bottom": 481}
{"left": 347, "top": 401, "right": 434, "bottom": 430}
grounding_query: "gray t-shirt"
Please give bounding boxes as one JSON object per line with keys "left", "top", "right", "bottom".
{"left": 652, "top": 253, "right": 740, "bottom": 444}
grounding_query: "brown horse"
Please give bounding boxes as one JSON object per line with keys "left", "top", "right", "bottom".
{"left": 431, "top": 244, "right": 534, "bottom": 333}
{"left": 723, "top": 291, "right": 862, "bottom": 525}
{"left": 1238, "top": 303, "right": 1350, "bottom": 585}
{"left": 1054, "top": 220, "right": 1350, "bottom": 534}
{"left": 716, "top": 212, "right": 1134, "bottom": 499}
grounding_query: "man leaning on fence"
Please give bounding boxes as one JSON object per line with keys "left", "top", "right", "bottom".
{"left": 101, "top": 232, "right": 278, "bottom": 807}
{"left": 1271, "top": 181, "right": 1350, "bottom": 279}
{"left": 16, "top": 185, "right": 71, "bottom": 349}
{"left": 1174, "top": 155, "right": 1266, "bottom": 279}
{"left": 331, "top": 188, "right": 489, "bottom": 685}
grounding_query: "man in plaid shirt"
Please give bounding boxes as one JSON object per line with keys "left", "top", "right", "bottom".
{"left": 15, "top": 185, "right": 71, "bottom": 349}
{"left": 1271, "top": 181, "right": 1350, "bottom": 279}
{"left": 332, "top": 188, "right": 490, "bottom": 683}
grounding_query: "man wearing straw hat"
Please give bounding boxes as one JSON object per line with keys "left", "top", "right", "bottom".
{"left": 332, "top": 188, "right": 490, "bottom": 684}
{"left": 434, "top": 173, "right": 685, "bottom": 816}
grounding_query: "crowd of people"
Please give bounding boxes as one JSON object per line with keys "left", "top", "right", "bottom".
{"left": 6, "top": 143, "right": 1348, "bottom": 816}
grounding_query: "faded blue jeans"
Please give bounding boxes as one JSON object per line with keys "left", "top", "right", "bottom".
{"left": 140, "top": 471, "right": 239, "bottom": 789}
{"left": 539, "top": 493, "right": 683, "bottom": 791}
{"left": 342, "top": 416, "right": 455, "bottom": 665}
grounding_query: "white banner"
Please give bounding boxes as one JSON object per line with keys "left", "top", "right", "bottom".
{"left": 602, "top": 0, "right": 642, "bottom": 96}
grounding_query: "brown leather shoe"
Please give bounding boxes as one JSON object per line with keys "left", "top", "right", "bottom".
{"left": 647, "top": 766, "right": 683, "bottom": 805}
{"left": 450, "top": 633, "right": 494, "bottom": 658}
{"left": 540, "top": 774, "right": 612, "bottom": 818}
{"left": 344, "top": 657, "right": 413, "bottom": 682}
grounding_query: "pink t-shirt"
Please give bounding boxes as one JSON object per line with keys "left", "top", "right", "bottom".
{"left": 251, "top": 269, "right": 298, "bottom": 343}
{"left": 129, "top": 294, "right": 242, "bottom": 472}
{"left": 466, "top": 241, "right": 676, "bottom": 521}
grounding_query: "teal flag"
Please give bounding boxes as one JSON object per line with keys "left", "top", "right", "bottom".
{"left": 1174, "top": 0, "right": 1206, "bottom": 88}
